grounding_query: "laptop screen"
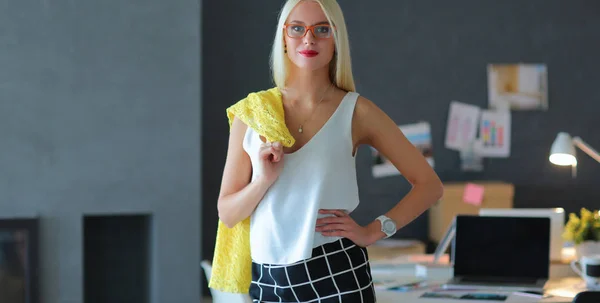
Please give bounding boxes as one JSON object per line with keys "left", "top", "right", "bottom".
{"left": 452, "top": 215, "right": 550, "bottom": 279}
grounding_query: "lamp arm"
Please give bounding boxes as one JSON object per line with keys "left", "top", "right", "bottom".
{"left": 433, "top": 217, "right": 456, "bottom": 264}
{"left": 573, "top": 136, "right": 600, "bottom": 163}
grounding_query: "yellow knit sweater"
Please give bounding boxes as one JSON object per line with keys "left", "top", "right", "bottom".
{"left": 209, "top": 87, "right": 295, "bottom": 293}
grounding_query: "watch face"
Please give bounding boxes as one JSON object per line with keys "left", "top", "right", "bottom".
{"left": 383, "top": 220, "right": 396, "bottom": 233}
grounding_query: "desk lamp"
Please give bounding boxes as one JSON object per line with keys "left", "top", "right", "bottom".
{"left": 549, "top": 132, "right": 600, "bottom": 177}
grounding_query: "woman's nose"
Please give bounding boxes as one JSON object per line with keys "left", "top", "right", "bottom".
{"left": 303, "top": 31, "right": 316, "bottom": 45}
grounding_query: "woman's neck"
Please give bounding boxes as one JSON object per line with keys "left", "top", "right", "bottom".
{"left": 284, "top": 66, "right": 333, "bottom": 105}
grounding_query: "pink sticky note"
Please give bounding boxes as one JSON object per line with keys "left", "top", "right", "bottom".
{"left": 463, "top": 183, "right": 484, "bottom": 206}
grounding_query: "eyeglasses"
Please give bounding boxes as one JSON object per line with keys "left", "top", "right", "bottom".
{"left": 283, "top": 23, "right": 334, "bottom": 39}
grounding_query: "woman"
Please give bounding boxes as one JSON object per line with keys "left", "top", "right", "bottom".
{"left": 217, "top": 0, "right": 443, "bottom": 302}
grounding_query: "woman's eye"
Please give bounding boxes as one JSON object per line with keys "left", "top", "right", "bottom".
{"left": 316, "top": 26, "right": 329, "bottom": 33}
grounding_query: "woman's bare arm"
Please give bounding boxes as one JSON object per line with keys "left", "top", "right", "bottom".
{"left": 354, "top": 96, "right": 444, "bottom": 242}
{"left": 316, "top": 96, "right": 443, "bottom": 246}
{"left": 217, "top": 117, "right": 273, "bottom": 228}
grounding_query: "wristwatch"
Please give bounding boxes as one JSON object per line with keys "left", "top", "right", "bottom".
{"left": 376, "top": 215, "right": 397, "bottom": 238}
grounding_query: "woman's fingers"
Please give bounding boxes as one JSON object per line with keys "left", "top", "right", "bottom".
{"left": 316, "top": 216, "right": 347, "bottom": 226}
{"left": 259, "top": 141, "right": 284, "bottom": 162}
{"left": 315, "top": 223, "right": 347, "bottom": 232}
{"left": 271, "top": 142, "right": 283, "bottom": 162}
{"left": 319, "top": 209, "right": 348, "bottom": 217}
{"left": 259, "top": 143, "right": 273, "bottom": 160}
{"left": 320, "top": 230, "right": 349, "bottom": 238}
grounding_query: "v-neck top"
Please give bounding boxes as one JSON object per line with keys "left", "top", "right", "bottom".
{"left": 243, "top": 91, "right": 361, "bottom": 265}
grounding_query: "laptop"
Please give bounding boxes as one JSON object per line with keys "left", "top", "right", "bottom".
{"left": 443, "top": 215, "right": 551, "bottom": 292}
{"left": 479, "top": 208, "right": 565, "bottom": 261}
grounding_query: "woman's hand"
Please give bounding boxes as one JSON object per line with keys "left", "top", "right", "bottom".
{"left": 315, "top": 209, "right": 383, "bottom": 247}
{"left": 257, "top": 141, "right": 285, "bottom": 185}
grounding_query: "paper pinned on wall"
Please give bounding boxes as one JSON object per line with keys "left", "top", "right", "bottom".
{"left": 445, "top": 101, "right": 481, "bottom": 152}
{"left": 488, "top": 63, "right": 548, "bottom": 111}
{"left": 463, "top": 183, "right": 484, "bottom": 206}
{"left": 372, "top": 121, "right": 434, "bottom": 178}
{"left": 473, "top": 110, "right": 511, "bottom": 158}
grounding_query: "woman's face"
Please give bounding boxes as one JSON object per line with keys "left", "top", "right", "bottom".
{"left": 284, "top": 1, "right": 335, "bottom": 72}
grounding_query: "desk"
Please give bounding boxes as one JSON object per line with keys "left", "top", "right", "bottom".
{"left": 374, "top": 277, "right": 585, "bottom": 303}
{"left": 367, "top": 247, "right": 585, "bottom": 303}
{"left": 376, "top": 290, "right": 571, "bottom": 302}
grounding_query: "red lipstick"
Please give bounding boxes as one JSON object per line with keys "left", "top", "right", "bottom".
{"left": 299, "top": 50, "right": 319, "bottom": 57}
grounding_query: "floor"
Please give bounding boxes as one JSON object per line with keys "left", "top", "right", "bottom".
{"left": 203, "top": 297, "right": 212, "bottom": 303}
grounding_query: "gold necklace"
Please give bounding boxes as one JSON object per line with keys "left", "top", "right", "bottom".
{"left": 296, "top": 83, "right": 333, "bottom": 134}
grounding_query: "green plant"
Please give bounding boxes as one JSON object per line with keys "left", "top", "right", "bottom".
{"left": 563, "top": 208, "right": 600, "bottom": 245}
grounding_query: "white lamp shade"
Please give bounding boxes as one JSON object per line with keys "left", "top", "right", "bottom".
{"left": 549, "top": 132, "right": 577, "bottom": 166}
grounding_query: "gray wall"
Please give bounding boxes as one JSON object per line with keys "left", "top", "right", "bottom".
{"left": 0, "top": 0, "right": 202, "bottom": 302}
{"left": 202, "top": 0, "right": 600, "bottom": 262}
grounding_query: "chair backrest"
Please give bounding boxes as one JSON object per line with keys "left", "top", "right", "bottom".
{"left": 573, "top": 291, "right": 600, "bottom": 303}
{"left": 201, "top": 260, "right": 252, "bottom": 303}
{"left": 200, "top": 260, "right": 212, "bottom": 280}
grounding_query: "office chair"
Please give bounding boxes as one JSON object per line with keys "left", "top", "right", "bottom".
{"left": 572, "top": 291, "right": 600, "bottom": 303}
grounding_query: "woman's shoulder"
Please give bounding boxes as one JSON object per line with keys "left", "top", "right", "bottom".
{"left": 237, "top": 87, "right": 281, "bottom": 104}
{"left": 227, "top": 87, "right": 282, "bottom": 116}
{"left": 227, "top": 86, "right": 278, "bottom": 115}
{"left": 226, "top": 86, "right": 295, "bottom": 147}
{"left": 350, "top": 93, "right": 392, "bottom": 135}
{"left": 351, "top": 92, "right": 379, "bottom": 118}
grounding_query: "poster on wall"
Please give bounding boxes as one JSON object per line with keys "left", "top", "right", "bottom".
{"left": 473, "top": 110, "right": 511, "bottom": 158}
{"left": 372, "top": 121, "right": 434, "bottom": 178}
{"left": 445, "top": 101, "right": 481, "bottom": 151}
{"left": 487, "top": 63, "right": 548, "bottom": 111}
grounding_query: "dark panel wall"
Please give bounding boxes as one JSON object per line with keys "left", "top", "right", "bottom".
{"left": 202, "top": 0, "right": 600, "bottom": 263}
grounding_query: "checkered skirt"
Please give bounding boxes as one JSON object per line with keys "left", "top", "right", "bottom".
{"left": 249, "top": 238, "right": 376, "bottom": 303}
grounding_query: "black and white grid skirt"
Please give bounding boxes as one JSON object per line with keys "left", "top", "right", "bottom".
{"left": 249, "top": 238, "right": 376, "bottom": 303}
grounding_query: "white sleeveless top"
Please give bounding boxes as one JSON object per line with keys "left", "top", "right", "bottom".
{"left": 243, "top": 91, "right": 361, "bottom": 265}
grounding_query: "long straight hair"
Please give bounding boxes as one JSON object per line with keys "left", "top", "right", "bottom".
{"left": 270, "top": 0, "right": 356, "bottom": 92}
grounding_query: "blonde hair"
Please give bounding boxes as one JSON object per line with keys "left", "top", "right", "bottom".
{"left": 270, "top": 0, "right": 356, "bottom": 92}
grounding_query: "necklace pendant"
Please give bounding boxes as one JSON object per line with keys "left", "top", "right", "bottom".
{"left": 298, "top": 126, "right": 303, "bottom": 133}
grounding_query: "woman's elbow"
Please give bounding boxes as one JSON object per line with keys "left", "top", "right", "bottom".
{"left": 218, "top": 213, "right": 237, "bottom": 229}
{"left": 222, "top": 220, "right": 236, "bottom": 229}
{"left": 429, "top": 176, "right": 444, "bottom": 201}
{"left": 217, "top": 201, "right": 236, "bottom": 229}
{"left": 420, "top": 175, "right": 443, "bottom": 203}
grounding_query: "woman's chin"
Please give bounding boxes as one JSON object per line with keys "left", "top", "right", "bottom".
{"left": 290, "top": 60, "right": 330, "bottom": 72}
